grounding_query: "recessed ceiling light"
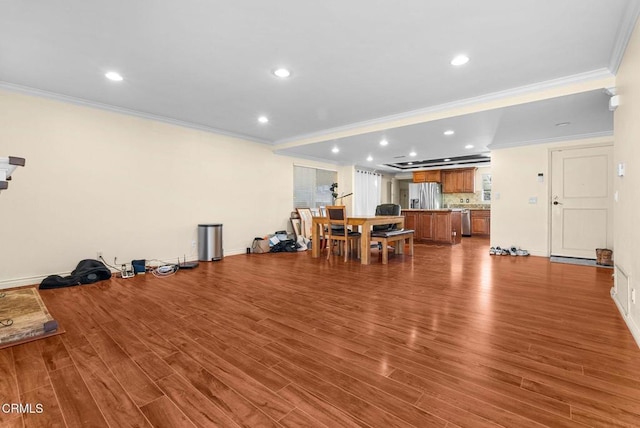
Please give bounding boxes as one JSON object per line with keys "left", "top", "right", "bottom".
{"left": 379, "top": 139, "right": 389, "bottom": 146}
{"left": 105, "top": 71, "right": 123, "bottom": 81}
{"left": 258, "top": 116, "right": 269, "bottom": 124}
{"left": 366, "top": 155, "right": 373, "bottom": 162}
{"left": 555, "top": 121, "right": 571, "bottom": 127}
{"left": 409, "top": 151, "right": 417, "bottom": 157}
{"left": 273, "top": 68, "right": 291, "bottom": 78}
{"left": 332, "top": 147, "right": 339, "bottom": 153}
{"left": 465, "top": 144, "right": 474, "bottom": 149}
{"left": 444, "top": 130, "right": 455, "bottom": 136}
{"left": 444, "top": 158, "right": 451, "bottom": 162}
{"left": 451, "top": 55, "right": 470, "bottom": 66}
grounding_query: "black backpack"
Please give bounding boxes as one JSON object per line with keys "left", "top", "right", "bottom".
{"left": 39, "top": 259, "right": 112, "bottom": 289}
{"left": 270, "top": 239, "right": 297, "bottom": 253}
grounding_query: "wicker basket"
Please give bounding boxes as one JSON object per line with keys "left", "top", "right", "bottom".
{"left": 596, "top": 248, "right": 613, "bottom": 266}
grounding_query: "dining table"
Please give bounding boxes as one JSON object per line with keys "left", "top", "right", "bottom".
{"left": 311, "top": 215, "right": 405, "bottom": 265}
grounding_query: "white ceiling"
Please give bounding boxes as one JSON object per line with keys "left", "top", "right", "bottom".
{"left": 276, "top": 89, "right": 614, "bottom": 169}
{"left": 0, "top": 0, "right": 637, "bottom": 169}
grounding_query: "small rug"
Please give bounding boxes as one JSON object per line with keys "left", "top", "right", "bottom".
{"left": 550, "top": 256, "right": 613, "bottom": 269}
{"left": 0, "top": 287, "right": 63, "bottom": 349}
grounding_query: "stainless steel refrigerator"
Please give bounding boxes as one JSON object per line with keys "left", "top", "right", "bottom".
{"left": 408, "top": 182, "right": 442, "bottom": 209}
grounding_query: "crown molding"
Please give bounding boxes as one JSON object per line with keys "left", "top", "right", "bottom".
{"left": 274, "top": 151, "right": 343, "bottom": 166}
{"left": 0, "top": 81, "right": 271, "bottom": 145}
{"left": 609, "top": 1, "right": 640, "bottom": 74}
{"left": 273, "top": 68, "right": 615, "bottom": 149}
{"left": 487, "top": 131, "right": 613, "bottom": 150}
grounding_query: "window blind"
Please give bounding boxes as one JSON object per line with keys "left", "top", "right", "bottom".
{"left": 293, "top": 166, "right": 337, "bottom": 209}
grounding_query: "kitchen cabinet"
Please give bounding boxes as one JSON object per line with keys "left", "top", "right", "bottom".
{"left": 412, "top": 171, "right": 426, "bottom": 183}
{"left": 470, "top": 210, "right": 490, "bottom": 236}
{"left": 418, "top": 213, "right": 434, "bottom": 240}
{"left": 404, "top": 211, "right": 433, "bottom": 240}
{"left": 462, "top": 168, "right": 475, "bottom": 192}
{"left": 412, "top": 170, "right": 441, "bottom": 183}
{"left": 403, "top": 210, "right": 461, "bottom": 244}
{"left": 433, "top": 212, "right": 452, "bottom": 242}
{"left": 442, "top": 168, "right": 476, "bottom": 193}
{"left": 441, "top": 170, "right": 459, "bottom": 193}
{"left": 404, "top": 211, "right": 418, "bottom": 232}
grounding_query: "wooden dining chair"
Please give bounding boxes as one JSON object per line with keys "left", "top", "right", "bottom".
{"left": 318, "top": 206, "right": 328, "bottom": 250}
{"left": 296, "top": 208, "right": 313, "bottom": 239}
{"left": 326, "top": 205, "right": 361, "bottom": 262}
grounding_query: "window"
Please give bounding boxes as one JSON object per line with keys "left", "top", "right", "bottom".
{"left": 293, "top": 166, "right": 337, "bottom": 209}
{"left": 481, "top": 174, "right": 492, "bottom": 201}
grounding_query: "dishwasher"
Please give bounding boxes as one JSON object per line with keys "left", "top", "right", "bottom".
{"left": 461, "top": 209, "right": 471, "bottom": 236}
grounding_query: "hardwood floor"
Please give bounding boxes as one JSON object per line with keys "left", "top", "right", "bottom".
{"left": 1, "top": 237, "right": 639, "bottom": 427}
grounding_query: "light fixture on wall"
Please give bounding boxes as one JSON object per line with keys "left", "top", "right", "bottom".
{"left": 609, "top": 95, "right": 620, "bottom": 112}
{"left": 605, "top": 87, "right": 619, "bottom": 112}
{"left": 0, "top": 156, "right": 26, "bottom": 194}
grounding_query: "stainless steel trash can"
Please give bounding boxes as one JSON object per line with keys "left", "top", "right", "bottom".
{"left": 198, "top": 224, "right": 223, "bottom": 261}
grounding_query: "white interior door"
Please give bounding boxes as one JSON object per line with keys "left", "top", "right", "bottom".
{"left": 550, "top": 145, "right": 613, "bottom": 259}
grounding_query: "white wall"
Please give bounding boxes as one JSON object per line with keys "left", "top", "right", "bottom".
{"left": 0, "top": 89, "right": 340, "bottom": 288}
{"left": 490, "top": 136, "right": 613, "bottom": 256}
{"left": 336, "top": 165, "right": 355, "bottom": 214}
{"left": 612, "top": 19, "right": 640, "bottom": 345}
{"left": 381, "top": 174, "right": 394, "bottom": 204}
{"left": 398, "top": 180, "right": 410, "bottom": 209}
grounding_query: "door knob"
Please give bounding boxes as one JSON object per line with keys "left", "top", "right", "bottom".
{"left": 553, "top": 201, "right": 562, "bottom": 205}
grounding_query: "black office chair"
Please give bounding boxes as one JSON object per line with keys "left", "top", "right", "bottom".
{"left": 373, "top": 204, "right": 401, "bottom": 231}
{"left": 371, "top": 203, "right": 401, "bottom": 251}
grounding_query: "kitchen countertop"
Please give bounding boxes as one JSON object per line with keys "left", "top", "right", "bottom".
{"left": 446, "top": 204, "right": 491, "bottom": 210}
{"left": 402, "top": 209, "right": 463, "bottom": 212}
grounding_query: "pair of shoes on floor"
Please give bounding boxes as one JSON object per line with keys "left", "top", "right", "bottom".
{"left": 510, "top": 246, "right": 530, "bottom": 256}
{"left": 490, "top": 246, "right": 510, "bottom": 255}
{"left": 489, "top": 246, "right": 529, "bottom": 256}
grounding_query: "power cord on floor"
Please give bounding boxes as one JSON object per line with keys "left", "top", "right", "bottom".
{"left": 1, "top": 292, "right": 13, "bottom": 326}
{"left": 98, "top": 255, "right": 179, "bottom": 278}
{"left": 0, "top": 318, "right": 13, "bottom": 328}
{"left": 147, "top": 259, "right": 179, "bottom": 277}
{"left": 98, "top": 255, "right": 120, "bottom": 271}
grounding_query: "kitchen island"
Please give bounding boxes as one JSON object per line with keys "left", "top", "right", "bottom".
{"left": 403, "top": 209, "right": 462, "bottom": 245}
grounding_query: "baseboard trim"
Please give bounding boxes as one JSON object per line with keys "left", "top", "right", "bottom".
{"left": 0, "top": 252, "right": 248, "bottom": 290}
{"left": 0, "top": 272, "right": 71, "bottom": 290}
{"left": 611, "top": 287, "right": 640, "bottom": 349}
